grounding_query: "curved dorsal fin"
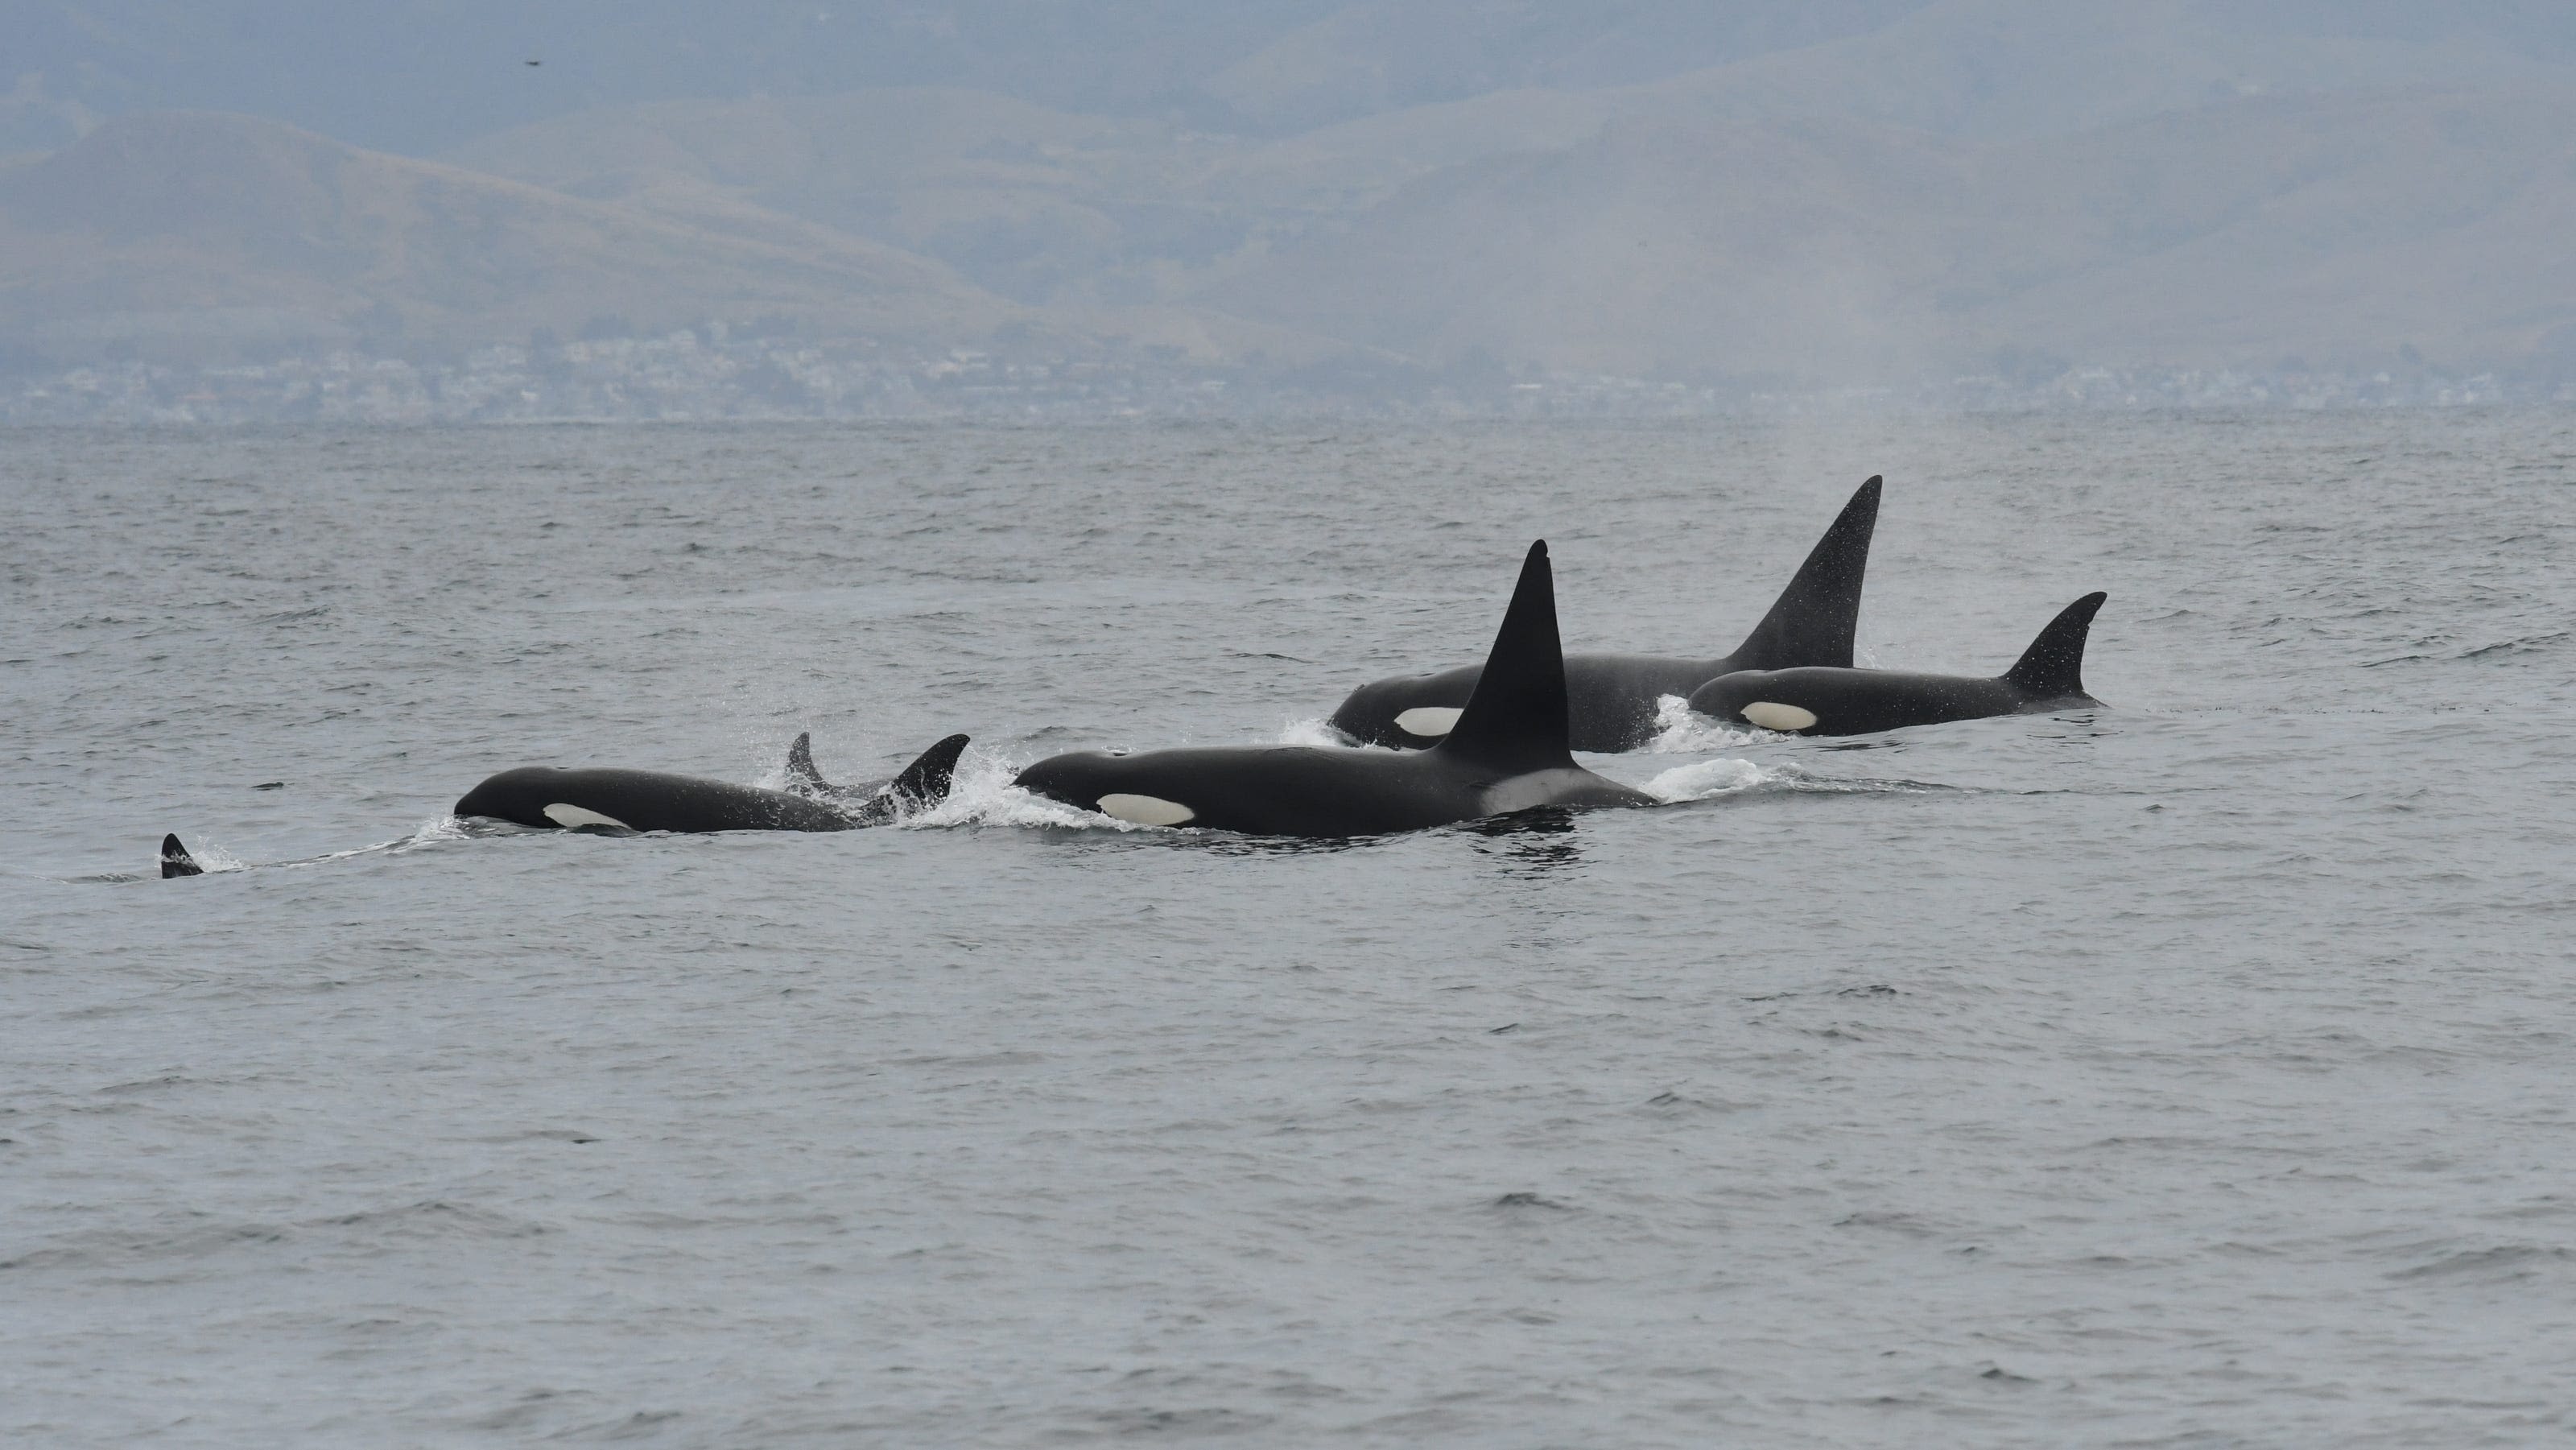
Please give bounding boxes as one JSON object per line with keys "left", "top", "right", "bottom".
{"left": 1724, "top": 474, "right": 1880, "bottom": 671}
{"left": 786, "top": 731, "right": 827, "bottom": 791}
{"left": 2004, "top": 592, "right": 2107, "bottom": 698}
{"left": 890, "top": 733, "right": 971, "bottom": 806}
{"left": 1435, "top": 541, "right": 1573, "bottom": 775}
{"left": 160, "top": 832, "right": 203, "bottom": 878}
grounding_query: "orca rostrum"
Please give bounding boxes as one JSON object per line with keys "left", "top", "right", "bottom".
{"left": 453, "top": 732, "right": 969, "bottom": 834}
{"left": 1016, "top": 541, "right": 1655, "bottom": 837}
{"left": 1326, "top": 475, "right": 1881, "bottom": 752}
{"left": 1685, "top": 592, "right": 2106, "bottom": 737}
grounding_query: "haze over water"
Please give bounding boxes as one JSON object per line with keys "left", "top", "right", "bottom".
{"left": 5, "top": 412, "right": 2573, "bottom": 1445}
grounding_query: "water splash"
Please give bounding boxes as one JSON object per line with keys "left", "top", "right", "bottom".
{"left": 901, "top": 751, "right": 1169, "bottom": 832}
{"left": 1640, "top": 694, "right": 1765, "bottom": 753}
{"left": 1276, "top": 717, "right": 1362, "bottom": 748}
{"left": 188, "top": 841, "right": 253, "bottom": 873}
{"left": 1641, "top": 758, "right": 1775, "bottom": 802}
{"left": 1643, "top": 757, "right": 1947, "bottom": 803}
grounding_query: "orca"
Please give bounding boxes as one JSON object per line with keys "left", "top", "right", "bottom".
{"left": 160, "top": 832, "right": 202, "bottom": 878}
{"left": 453, "top": 732, "right": 968, "bottom": 833}
{"left": 1685, "top": 593, "right": 2106, "bottom": 737}
{"left": 1326, "top": 475, "right": 1881, "bottom": 752}
{"left": 1015, "top": 541, "right": 1656, "bottom": 837}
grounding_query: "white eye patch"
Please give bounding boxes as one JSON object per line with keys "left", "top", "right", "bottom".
{"left": 1739, "top": 701, "right": 1818, "bottom": 733}
{"left": 543, "top": 803, "right": 634, "bottom": 830}
{"left": 1096, "top": 793, "right": 1196, "bottom": 826}
{"left": 1394, "top": 706, "right": 1463, "bottom": 737}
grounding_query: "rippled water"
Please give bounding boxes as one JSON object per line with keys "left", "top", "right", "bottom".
{"left": 6, "top": 413, "right": 2574, "bottom": 1446}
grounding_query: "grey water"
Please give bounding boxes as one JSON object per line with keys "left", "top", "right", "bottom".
{"left": 4, "top": 412, "right": 2573, "bottom": 1447}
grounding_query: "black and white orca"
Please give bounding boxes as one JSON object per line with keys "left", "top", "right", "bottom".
{"left": 1685, "top": 593, "right": 2106, "bottom": 737}
{"left": 452, "top": 732, "right": 968, "bottom": 834}
{"left": 1015, "top": 541, "right": 1656, "bottom": 837}
{"left": 159, "top": 734, "right": 971, "bottom": 878}
{"left": 1326, "top": 475, "right": 1881, "bottom": 752}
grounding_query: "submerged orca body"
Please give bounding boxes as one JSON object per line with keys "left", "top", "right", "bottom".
{"left": 1686, "top": 593, "right": 2106, "bottom": 737}
{"left": 1016, "top": 541, "right": 1655, "bottom": 837}
{"left": 1326, "top": 476, "right": 1881, "bottom": 752}
{"left": 453, "top": 733, "right": 969, "bottom": 834}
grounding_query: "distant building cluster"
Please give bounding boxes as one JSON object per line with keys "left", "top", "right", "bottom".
{"left": 0, "top": 333, "right": 1220, "bottom": 424}
{"left": 3, "top": 331, "right": 2569, "bottom": 424}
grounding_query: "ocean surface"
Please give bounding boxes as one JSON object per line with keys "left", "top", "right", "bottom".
{"left": 5, "top": 412, "right": 2573, "bottom": 1447}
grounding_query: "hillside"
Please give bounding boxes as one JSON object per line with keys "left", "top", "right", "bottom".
{"left": 12, "top": 4, "right": 2576, "bottom": 394}
{"left": 1204, "top": 86, "right": 2576, "bottom": 378}
{"left": 0, "top": 110, "right": 1035, "bottom": 362}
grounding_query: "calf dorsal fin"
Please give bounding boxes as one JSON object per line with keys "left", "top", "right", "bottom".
{"left": 890, "top": 733, "right": 970, "bottom": 807}
{"left": 786, "top": 732, "right": 828, "bottom": 791}
{"left": 1724, "top": 474, "right": 1880, "bottom": 671}
{"left": 1435, "top": 541, "right": 1574, "bottom": 775}
{"left": 160, "top": 833, "right": 204, "bottom": 878}
{"left": 2004, "top": 592, "right": 2107, "bottom": 699}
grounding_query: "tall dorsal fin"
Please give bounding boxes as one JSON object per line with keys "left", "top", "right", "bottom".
{"left": 786, "top": 731, "right": 827, "bottom": 791}
{"left": 159, "top": 832, "right": 203, "bottom": 878}
{"left": 890, "top": 733, "right": 970, "bottom": 806}
{"left": 1435, "top": 541, "right": 1574, "bottom": 774}
{"left": 2004, "top": 592, "right": 2107, "bottom": 698}
{"left": 1724, "top": 474, "right": 1880, "bottom": 671}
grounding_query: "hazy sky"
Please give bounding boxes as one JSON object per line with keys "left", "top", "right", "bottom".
{"left": 21, "top": 0, "right": 2572, "bottom": 155}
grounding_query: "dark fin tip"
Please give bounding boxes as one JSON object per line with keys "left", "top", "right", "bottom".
{"left": 786, "top": 731, "right": 824, "bottom": 790}
{"left": 1435, "top": 540, "right": 1572, "bottom": 772}
{"left": 2006, "top": 591, "right": 2107, "bottom": 698}
{"left": 160, "top": 832, "right": 204, "bottom": 878}
{"left": 1727, "top": 474, "right": 1881, "bottom": 671}
{"left": 890, "top": 733, "right": 971, "bottom": 808}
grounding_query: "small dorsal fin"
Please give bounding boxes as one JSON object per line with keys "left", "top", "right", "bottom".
{"left": 2004, "top": 592, "right": 2107, "bottom": 698}
{"left": 1435, "top": 541, "right": 1574, "bottom": 774}
{"left": 1724, "top": 474, "right": 1880, "bottom": 671}
{"left": 160, "top": 833, "right": 203, "bottom": 878}
{"left": 786, "top": 731, "right": 827, "bottom": 791}
{"left": 890, "top": 733, "right": 970, "bottom": 806}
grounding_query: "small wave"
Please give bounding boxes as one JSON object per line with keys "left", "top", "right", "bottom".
{"left": 1640, "top": 695, "right": 1763, "bottom": 753}
{"left": 2458, "top": 631, "right": 2570, "bottom": 660}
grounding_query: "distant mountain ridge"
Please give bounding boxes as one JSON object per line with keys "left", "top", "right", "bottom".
{"left": 0, "top": 111, "right": 1036, "bottom": 359}
{"left": 8, "top": 2, "right": 2576, "bottom": 388}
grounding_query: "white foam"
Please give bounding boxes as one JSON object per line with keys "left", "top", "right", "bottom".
{"left": 188, "top": 841, "right": 251, "bottom": 873}
{"left": 1276, "top": 717, "right": 1357, "bottom": 748}
{"left": 1643, "top": 759, "right": 1946, "bottom": 803}
{"left": 1640, "top": 694, "right": 1763, "bottom": 753}
{"left": 900, "top": 754, "right": 1172, "bottom": 832}
{"left": 1641, "top": 758, "right": 1777, "bottom": 803}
